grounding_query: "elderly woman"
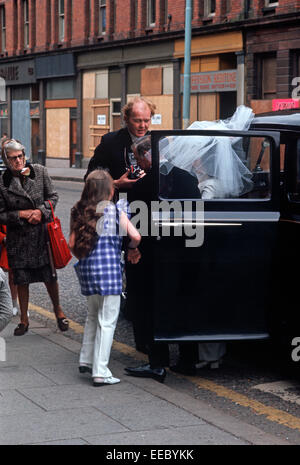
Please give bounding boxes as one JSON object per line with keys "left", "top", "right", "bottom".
{"left": 0, "top": 139, "right": 68, "bottom": 336}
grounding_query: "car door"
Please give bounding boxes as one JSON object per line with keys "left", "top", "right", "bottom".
{"left": 274, "top": 134, "right": 300, "bottom": 352}
{"left": 150, "top": 129, "right": 281, "bottom": 344}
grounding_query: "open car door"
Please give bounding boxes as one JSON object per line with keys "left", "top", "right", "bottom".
{"left": 150, "top": 129, "right": 281, "bottom": 343}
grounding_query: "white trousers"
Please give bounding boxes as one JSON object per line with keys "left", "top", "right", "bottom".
{"left": 79, "top": 294, "right": 120, "bottom": 378}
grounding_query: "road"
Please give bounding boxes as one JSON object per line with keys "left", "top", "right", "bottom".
{"left": 28, "top": 180, "right": 300, "bottom": 444}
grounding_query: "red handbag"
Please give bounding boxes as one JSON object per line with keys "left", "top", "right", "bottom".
{"left": 46, "top": 201, "right": 72, "bottom": 269}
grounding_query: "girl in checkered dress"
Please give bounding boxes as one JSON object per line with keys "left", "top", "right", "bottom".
{"left": 69, "top": 170, "right": 141, "bottom": 386}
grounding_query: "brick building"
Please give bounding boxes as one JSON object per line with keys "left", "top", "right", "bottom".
{"left": 0, "top": 0, "right": 299, "bottom": 167}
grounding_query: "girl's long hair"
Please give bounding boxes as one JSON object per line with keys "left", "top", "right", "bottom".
{"left": 71, "top": 170, "right": 113, "bottom": 259}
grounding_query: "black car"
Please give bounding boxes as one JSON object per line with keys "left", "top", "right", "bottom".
{"left": 144, "top": 110, "right": 300, "bottom": 366}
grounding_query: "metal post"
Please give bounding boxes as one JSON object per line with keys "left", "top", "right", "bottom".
{"left": 182, "top": 0, "right": 192, "bottom": 129}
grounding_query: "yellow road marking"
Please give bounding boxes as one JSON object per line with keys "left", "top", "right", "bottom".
{"left": 29, "top": 302, "right": 300, "bottom": 432}
{"left": 28, "top": 302, "right": 84, "bottom": 334}
{"left": 189, "top": 376, "right": 300, "bottom": 431}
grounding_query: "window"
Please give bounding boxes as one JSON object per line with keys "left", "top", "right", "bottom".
{"left": 164, "top": 0, "right": 168, "bottom": 23}
{"left": 147, "top": 0, "right": 156, "bottom": 26}
{"left": 24, "top": 0, "right": 29, "bottom": 48}
{"left": 0, "top": 6, "right": 6, "bottom": 53}
{"left": 110, "top": 98, "right": 121, "bottom": 131}
{"left": 46, "top": 78, "right": 75, "bottom": 99}
{"left": 204, "top": 0, "right": 216, "bottom": 16}
{"left": 265, "top": 0, "right": 278, "bottom": 6}
{"left": 134, "top": 0, "right": 138, "bottom": 29}
{"left": 99, "top": 0, "right": 106, "bottom": 34}
{"left": 261, "top": 55, "right": 277, "bottom": 99}
{"left": 58, "top": 0, "right": 65, "bottom": 42}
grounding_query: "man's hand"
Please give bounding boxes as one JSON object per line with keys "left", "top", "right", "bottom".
{"left": 127, "top": 247, "right": 141, "bottom": 265}
{"left": 114, "top": 170, "right": 146, "bottom": 190}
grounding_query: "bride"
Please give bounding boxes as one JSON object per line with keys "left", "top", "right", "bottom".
{"left": 159, "top": 105, "right": 255, "bottom": 200}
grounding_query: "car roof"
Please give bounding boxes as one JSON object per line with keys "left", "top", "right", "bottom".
{"left": 251, "top": 109, "right": 300, "bottom": 132}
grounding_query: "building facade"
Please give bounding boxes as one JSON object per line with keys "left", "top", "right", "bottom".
{"left": 0, "top": 0, "right": 299, "bottom": 167}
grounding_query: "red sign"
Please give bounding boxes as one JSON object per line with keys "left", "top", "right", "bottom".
{"left": 272, "top": 99, "right": 300, "bottom": 111}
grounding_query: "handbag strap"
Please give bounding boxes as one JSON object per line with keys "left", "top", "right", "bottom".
{"left": 47, "top": 200, "right": 55, "bottom": 221}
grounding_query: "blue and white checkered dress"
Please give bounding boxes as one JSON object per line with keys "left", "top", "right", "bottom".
{"left": 74, "top": 199, "right": 130, "bottom": 296}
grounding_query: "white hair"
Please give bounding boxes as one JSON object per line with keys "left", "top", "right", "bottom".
{"left": 2, "top": 139, "right": 25, "bottom": 167}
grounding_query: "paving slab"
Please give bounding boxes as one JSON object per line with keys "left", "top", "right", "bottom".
{"left": 0, "top": 407, "right": 128, "bottom": 445}
{"left": 85, "top": 425, "right": 247, "bottom": 445}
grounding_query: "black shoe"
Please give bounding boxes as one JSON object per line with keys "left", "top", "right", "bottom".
{"left": 170, "top": 363, "right": 196, "bottom": 376}
{"left": 124, "top": 363, "right": 166, "bottom": 383}
{"left": 14, "top": 323, "right": 29, "bottom": 336}
{"left": 79, "top": 365, "right": 92, "bottom": 374}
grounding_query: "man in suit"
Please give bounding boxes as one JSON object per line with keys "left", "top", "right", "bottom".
{"left": 84, "top": 97, "right": 156, "bottom": 191}
{"left": 124, "top": 136, "right": 200, "bottom": 383}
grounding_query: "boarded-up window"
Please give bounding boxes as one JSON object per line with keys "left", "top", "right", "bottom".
{"left": 262, "top": 56, "right": 276, "bottom": 100}
{"left": 141, "top": 67, "right": 162, "bottom": 96}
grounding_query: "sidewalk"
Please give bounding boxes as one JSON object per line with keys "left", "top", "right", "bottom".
{"left": 0, "top": 317, "right": 291, "bottom": 446}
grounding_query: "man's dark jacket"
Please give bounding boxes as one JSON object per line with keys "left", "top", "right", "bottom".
{"left": 84, "top": 127, "right": 133, "bottom": 182}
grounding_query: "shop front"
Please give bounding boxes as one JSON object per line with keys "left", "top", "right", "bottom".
{"left": 77, "top": 41, "right": 174, "bottom": 167}
{"left": 174, "top": 31, "right": 244, "bottom": 124}
{"left": 0, "top": 58, "right": 38, "bottom": 160}
{"left": 35, "top": 53, "right": 77, "bottom": 168}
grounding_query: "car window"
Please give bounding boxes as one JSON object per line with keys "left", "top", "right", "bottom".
{"left": 158, "top": 134, "right": 271, "bottom": 200}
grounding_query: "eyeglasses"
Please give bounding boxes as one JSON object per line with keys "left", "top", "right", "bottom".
{"left": 7, "top": 154, "right": 24, "bottom": 161}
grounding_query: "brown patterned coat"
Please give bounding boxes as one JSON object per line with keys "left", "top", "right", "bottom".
{"left": 0, "top": 164, "right": 58, "bottom": 269}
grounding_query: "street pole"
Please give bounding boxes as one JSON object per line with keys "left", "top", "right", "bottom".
{"left": 182, "top": 0, "right": 192, "bottom": 129}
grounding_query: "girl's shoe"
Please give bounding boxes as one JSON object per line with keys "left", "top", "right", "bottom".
{"left": 56, "top": 317, "right": 69, "bottom": 332}
{"left": 93, "top": 376, "right": 120, "bottom": 387}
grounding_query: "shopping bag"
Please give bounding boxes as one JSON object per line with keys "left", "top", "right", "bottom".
{"left": 46, "top": 200, "right": 72, "bottom": 269}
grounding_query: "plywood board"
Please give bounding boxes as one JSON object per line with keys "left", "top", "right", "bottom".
{"left": 83, "top": 72, "right": 96, "bottom": 99}
{"left": 143, "top": 95, "right": 173, "bottom": 130}
{"left": 141, "top": 68, "right": 162, "bottom": 96}
{"left": 45, "top": 99, "right": 77, "bottom": 109}
{"left": 250, "top": 99, "right": 273, "bottom": 115}
{"left": 83, "top": 99, "right": 94, "bottom": 159}
{"left": 46, "top": 108, "right": 69, "bottom": 159}
{"left": 198, "top": 93, "right": 218, "bottom": 121}
{"left": 174, "top": 31, "right": 243, "bottom": 57}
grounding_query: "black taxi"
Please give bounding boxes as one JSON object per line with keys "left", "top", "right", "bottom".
{"left": 148, "top": 110, "right": 300, "bottom": 363}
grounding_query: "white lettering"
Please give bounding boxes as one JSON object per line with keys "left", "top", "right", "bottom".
{"left": 291, "top": 77, "right": 300, "bottom": 99}
{"left": 291, "top": 337, "right": 300, "bottom": 362}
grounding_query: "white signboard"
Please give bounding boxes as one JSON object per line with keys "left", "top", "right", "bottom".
{"left": 151, "top": 114, "right": 162, "bottom": 125}
{"left": 97, "top": 114, "right": 106, "bottom": 125}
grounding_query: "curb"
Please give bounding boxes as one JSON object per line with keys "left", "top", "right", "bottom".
{"left": 51, "top": 176, "right": 84, "bottom": 183}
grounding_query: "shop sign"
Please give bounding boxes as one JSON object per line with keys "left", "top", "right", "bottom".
{"left": 181, "top": 70, "right": 237, "bottom": 93}
{"left": 272, "top": 99, "right": 300, "bottom": 111}
{"left": 0, "top": 59, "right": 36, "bottom": 85}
